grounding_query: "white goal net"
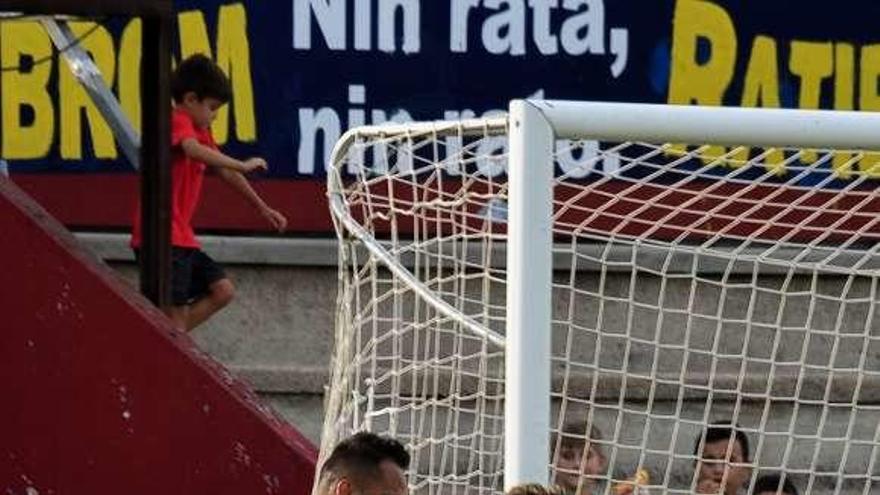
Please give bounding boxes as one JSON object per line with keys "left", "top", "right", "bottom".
{"left": 321, "top": 101, "right": 880, "bottom": 495}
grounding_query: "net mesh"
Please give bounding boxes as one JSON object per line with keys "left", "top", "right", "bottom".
{"left": 322, "top": 119, "right": 880, "bottom": 495}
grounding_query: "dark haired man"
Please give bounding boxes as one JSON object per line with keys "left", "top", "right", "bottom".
{"left": 315, "top": 432, "right": 409, "bottom": 495}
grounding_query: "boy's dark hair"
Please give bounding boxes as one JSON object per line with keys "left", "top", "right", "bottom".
{"left": 753, "top": 473, "right": 799, "bottom": 495}
{"left": 171, "top": 54, "right": 232, "bottom": 104}
{"left": 318, "top": 432, "right": 409, "bottom": 489}
{"left": 693, "top": 421, "right": 751, "bottom": 462}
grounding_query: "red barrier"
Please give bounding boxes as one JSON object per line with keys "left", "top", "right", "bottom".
{"left": 0, "top": 178, "right": 318, "bottom": 494}
{"left": 14, "top": 174, "right": 332, "bottom": 234}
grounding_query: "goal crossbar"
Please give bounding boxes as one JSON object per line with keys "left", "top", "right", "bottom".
{"left": 533, "top": 100, "right": 880, "bottom": 149}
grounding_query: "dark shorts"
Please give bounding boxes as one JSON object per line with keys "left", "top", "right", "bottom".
{"left": 134, "top": 247, "right": 226, "bottom": 306}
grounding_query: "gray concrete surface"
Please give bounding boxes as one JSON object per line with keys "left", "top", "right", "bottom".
{"left": 260, "top": 394, "right": 325, "bottom": 445}
{"left": 107, "top": 261, "right": 335, "bottom": 393}
{"left": 84, "top": 233, "right": 337, "bottom": 443}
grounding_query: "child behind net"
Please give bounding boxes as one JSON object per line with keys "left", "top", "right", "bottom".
{"left": 551, "top": 419, "right": 652, "bottom": 495}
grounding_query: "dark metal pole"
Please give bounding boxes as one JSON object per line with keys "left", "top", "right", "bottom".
{"left": 139, "top": 13, "right": 172, "bottom": 308}
{"left": 0, "top": 1, "right": 170, "bottom": 16}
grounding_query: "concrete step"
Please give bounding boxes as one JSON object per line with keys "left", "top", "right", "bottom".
{"left": 84, "top": 234, "right": 880, "bottom": 396}
{"left": 105, "top": 260, "right": 335, "bottom": 395}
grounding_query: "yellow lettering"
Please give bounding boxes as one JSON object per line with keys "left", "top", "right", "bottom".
{"left": 835, "top": 43, "right": 855, "bottom": 110}
{"left": 1, "top": 22, "right": 54, "bottom": 159}
{"left": 669, "top": 0, "right": 736, "bottom": 106}
{"left": 860, "top": 152, "right": 880, "bottom": 178}
{"left": 789, "top": 41, "right": 832, "bottom": 163}
{"left": 738, "top": 36, "right": 785, "bottom": 173}
{"left": 215, "top": 3, "right": 256, "bottom": 142}
{"left": 832, "top": 43, "right": 855, "bottom": 178}
{"left": 857, "top": 45, "right": 880, "bottom": 178}
{"left": 668, "top": 0, "right": 737, "bottom": 162}
{"left": 742, "top": 36, "right": 780, "bottom": 108}
{"left": 119, "top": 18, "right": 142, "bottom": 134}
{"left": 59, "top": 22, "right": 117, "bottom": 159}
{"left": 177, "top": 4, "right": 255, "bottom": 144}
{"left": 859, "top": 44, "right": 880, "bottom": 111}
{"left": 2, "top": 5, "right": 256, "bottom": 164}
{"left": 178, "top": 10, "right": 212, "bottom": 58}
{"left": 790, "top": 41, "right": 833, "bottom": 109}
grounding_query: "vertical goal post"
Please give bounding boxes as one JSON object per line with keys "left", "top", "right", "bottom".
{"left": 502, "top": 99, "right": 880, "bottom": 490}
{"left": 505, "top": 100, "right": 555, "bottom": 489}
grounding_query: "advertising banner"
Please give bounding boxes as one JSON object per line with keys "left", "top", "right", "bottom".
{"left": 3, "top": 1, "right": 879, "bottom": 233}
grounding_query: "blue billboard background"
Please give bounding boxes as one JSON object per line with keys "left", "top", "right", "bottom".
{"left": 4, "top": 0, "right": 879, "bottom": 177}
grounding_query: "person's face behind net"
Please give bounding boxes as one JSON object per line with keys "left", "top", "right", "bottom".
{"left": 554, "top": 436, "right": 606, "bottom": 493}
{"left": 696, "top": 438, "right": 751, "bottom": 495}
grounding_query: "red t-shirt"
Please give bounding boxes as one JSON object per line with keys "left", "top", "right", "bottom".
{"left": 130, "top": 108, "right": 217, "bottom": 249}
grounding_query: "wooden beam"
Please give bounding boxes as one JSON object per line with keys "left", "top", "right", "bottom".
{"left": 0, "top": 0, "right": 170, "bottom": 16}
{"left": 139, "top": 14, "right": 172, "bottom": 308}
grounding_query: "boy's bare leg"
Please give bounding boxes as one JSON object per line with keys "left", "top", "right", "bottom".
{"left": 185, "top": 278, "right": 235, "bottom": 331}
{"left": 164, "top": 306, "right": 189, "bottom": 331}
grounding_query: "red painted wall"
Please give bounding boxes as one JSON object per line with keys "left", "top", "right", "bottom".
{"left": 13, "top": 174, "right": 332, "bottom": 234}
{"left": 0, "top": 178, "right": 318, "bottom": 494}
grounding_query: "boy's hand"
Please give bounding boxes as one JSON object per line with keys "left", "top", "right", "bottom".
{"left": 261, "top": 206, "right": 288, "bottom": 232}
{"left": 242, "top": 157, "right": 268, "bottom": 173}
{"left": 613, "top": 484, "right": 635, "bottom": 495}
{"left": 614, "top": 469, "right": 649, "bottom": 495}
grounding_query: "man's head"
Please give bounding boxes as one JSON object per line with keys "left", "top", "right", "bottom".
{"left": 752, "top": 474, "right": 798, "bottom": 495}
{"left": 694, "top": 422, "right": 751, "bottom": 495}
{"left": 552, "top": 422, "right": 607, "bottom": 494}
{"left": 171, "top": 54, "right": 232, "bottom": 129}
{"left": 316, "top": 432, "right": 410, "bottom": 495}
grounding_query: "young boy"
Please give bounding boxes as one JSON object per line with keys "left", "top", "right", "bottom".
{"left": 693, "top": 422, "right": 752, "bottom": 495}
{"left": 551, "top": 421, "right": 608, "bottom": 495}
{"left": 131, "top": 54, "right": 287, "bottom": 331}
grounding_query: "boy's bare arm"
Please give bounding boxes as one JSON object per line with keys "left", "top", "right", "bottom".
{"left": 180, "top": 138, "right": 267, "bottom": 173}
{"left": 216, "top": 167, "right": 288, "bottom": 232}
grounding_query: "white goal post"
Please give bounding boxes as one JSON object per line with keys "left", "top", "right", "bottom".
{"left": 322, "top": 99, "right": 880, "bottom": 495}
